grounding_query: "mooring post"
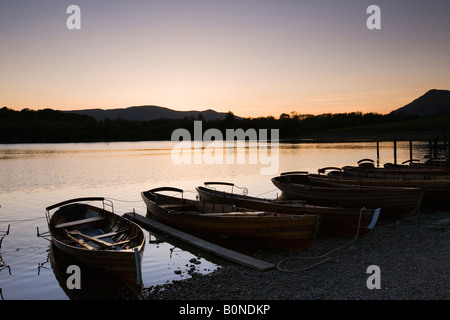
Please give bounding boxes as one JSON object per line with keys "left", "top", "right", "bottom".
{"left": 444, "top": 133, "right": 447, "bottom": 156}
{"left": 376, "top": 139, "right": 380, "bottom": 167}
{"left": 393, "top": 139, "right": 397, "bottom": 165}
{"left": 434, "top": 137, "right": 438, "bottom": 159}
{"left": 448, "top": 132, "right": 450, "bottom": 159}
{"left": 429, "top": 139, "right": 432, "bottom": 160}
{"left": 409, "top": 140, "right": 413, "bottom": 163}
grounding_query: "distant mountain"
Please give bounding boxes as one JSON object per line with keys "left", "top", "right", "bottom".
{"left": 64, "top": 105, "right": 239, "bottom": 121}
{"left": 392, "top": 89, "right": 450, "bottom": 116}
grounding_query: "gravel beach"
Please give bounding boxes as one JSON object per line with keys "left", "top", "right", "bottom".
{"left": 142, "top": 209, "right": 450, "bottom": 300}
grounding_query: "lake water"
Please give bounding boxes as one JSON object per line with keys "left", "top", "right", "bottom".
{"left": 0, "top": 139, "right": 437, "bottom": 300}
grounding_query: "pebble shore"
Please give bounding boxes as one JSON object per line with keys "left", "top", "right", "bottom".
{"left": 142, "top": 209, "right": 450, "bottom": 300}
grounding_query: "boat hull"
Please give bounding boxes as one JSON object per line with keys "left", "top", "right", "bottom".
{"left": 320, "top": 170, "right": 450, "bottom": 203}
{"left": 141, "top": 188, "right": 321, "bottom": 250}
{"left": 46, "top": 198, "right": 145, "bottom": 287}
{"left": 272, "top": 174, "right": 424, "bottom": 218}
{"left": 51, "top": 237, "right": 142, "bottom": 279}
{"left": 196, "top": 186, "right": 379, "bottom": 236}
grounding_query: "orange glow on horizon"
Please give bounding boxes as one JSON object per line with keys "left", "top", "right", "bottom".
{"left": 1, "top": 87, "right": 435, "bottom": 118}
{"left": 1, "top": 2, "right": 449, "bottom": 119}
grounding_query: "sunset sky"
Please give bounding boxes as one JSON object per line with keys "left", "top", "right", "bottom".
{"left": 1, "top": 0, "right": 450, "bottom": 118}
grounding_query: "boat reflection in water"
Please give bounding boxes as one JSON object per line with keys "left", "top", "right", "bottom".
{"left": 1, "top": 224, "right": 12, "bottom": 300}
{"left": 48, "top": 243, "right": 142, "bottom": 300}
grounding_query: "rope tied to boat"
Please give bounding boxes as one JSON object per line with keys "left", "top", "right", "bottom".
{"left": 255, "top": 188, "right": 279, "bottom": 198}
{"left": 276, "top": 207, "right": 367, "bottom": 272}
{"left": 0, "top": 217, "right": 45, "bottom": 223}
{"left": 240, "top": 186, "right": 249, "bottom": 196}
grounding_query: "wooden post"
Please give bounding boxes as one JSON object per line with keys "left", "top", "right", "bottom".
{"left": 444, "top": 133, "right": 447, "bottom": 156}
{"left": 393, "top": 139, "right": 397, "bottom": 165}
{"left": 448, "top": 133, "right": 450, "bottom": 159}
{"left": 434, "top": 137, "right": 438, "bottom": 159}
{"left": 409, "top": 140, "right": 413, "bottom": 163}
{"left": 376, "top": 139, "right": 380, "bottom": 167}
{"left": 429, "top": 139, "right": 432, "bottom": 160}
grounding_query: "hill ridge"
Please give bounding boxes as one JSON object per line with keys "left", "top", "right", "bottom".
{"left": 392, "top": 89, "right": 450, "bottom": 116}
{"left": 65, "top": 105, "right": 237, "bottom": 121}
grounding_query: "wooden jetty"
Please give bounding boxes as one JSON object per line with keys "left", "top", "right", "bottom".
{"left": 123, "top": 211, "right": 276, "bottom": 271}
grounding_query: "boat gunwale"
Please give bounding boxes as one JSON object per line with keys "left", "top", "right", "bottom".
{"left": 46, "top": 198, "right": 145, "bottom": 255}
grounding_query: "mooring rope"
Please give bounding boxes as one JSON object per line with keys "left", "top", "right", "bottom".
{"left": 276, "top": 207, "right": 365, "bottom": 272}
{"left": 0, "top": 217, "right": 44, "bottom": 223}
{"left": 255, "top": 188, "right": 279, "bottom": 198}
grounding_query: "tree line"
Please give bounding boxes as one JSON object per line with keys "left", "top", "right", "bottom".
{"left": 0, "top": 107, "right": 421, "bottom": 143}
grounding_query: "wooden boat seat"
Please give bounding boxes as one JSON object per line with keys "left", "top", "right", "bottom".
{"left": 54, "top": 216, "right": 106, "bottom": 229}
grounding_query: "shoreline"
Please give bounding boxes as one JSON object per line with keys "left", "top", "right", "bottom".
{"left": 141, "top": 209, "right": 450, "bottom": 300}
{"left": 1, "top": 132, "right": 449, "bottom": 145}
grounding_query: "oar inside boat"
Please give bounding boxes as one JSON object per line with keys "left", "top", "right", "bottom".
{"left": 69, "top": 230, "right": 134, "bottom": 249}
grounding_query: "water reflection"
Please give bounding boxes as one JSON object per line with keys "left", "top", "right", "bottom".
{"left": 146, "top": 230, "right": 223, "bottom": 279}
{"left": 47, "top": 243, "right": 142, "bottom": 300}
{"left": 1, "top": 224, "right": 12, "bottom": 300}
{"left": 0, "top": 224, "right": 10, "bottom": 245}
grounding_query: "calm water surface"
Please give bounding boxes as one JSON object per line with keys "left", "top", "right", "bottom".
{"left": 0, "top": 140, "right": 433, "bottom": 299}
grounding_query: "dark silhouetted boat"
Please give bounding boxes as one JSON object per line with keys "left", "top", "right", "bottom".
{"left": 272, "top": 173, "right": 424, "bottom": 218}
{"left": 196, "top": 182, "right": 380, "bottom": 236}
{"left": 315, "top": 165, "right": 450, "bottom": 203}
{"left": 141, "top": 187, "right": 321, "bottom": 250}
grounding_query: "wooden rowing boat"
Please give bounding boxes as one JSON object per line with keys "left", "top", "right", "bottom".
{"left": 272, "top": 173, "right": 424, "bottom": 218}
{"left": 141, "top": 187, "right": 321, "bottom": 250}
{"left": 316, "top": 166, "right": 450, "bottom": 203}
{"left": 45, "top": 197, "right": 145, "bottom": 287}
{"left": 196, "top": 182, "right": 380, "bottom": 236}
{"left": 340, "top": 159, "right": 450, "bottom": 176}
